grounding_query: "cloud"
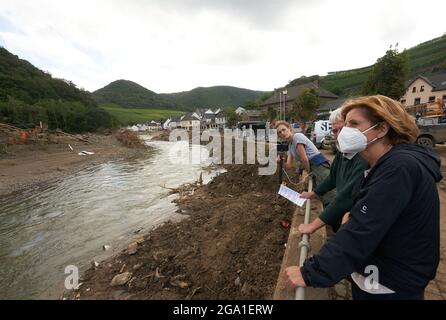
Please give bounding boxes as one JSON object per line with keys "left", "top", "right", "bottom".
{"left": 0, "top": 0, "right": 445, "bottom": 93}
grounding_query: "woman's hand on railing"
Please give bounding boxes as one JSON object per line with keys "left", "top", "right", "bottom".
{"left": 300, "top": 191, "right": 315, "bottom": 199}
{"left": 298, "top": 223, "right": 316, "bottom": 235}
{"left": 284, "top": 266, "right": 307, "bottom": 288}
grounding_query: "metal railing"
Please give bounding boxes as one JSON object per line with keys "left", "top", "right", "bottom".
{"left": 295, "top": 177, "right": 313, "bottom": 300}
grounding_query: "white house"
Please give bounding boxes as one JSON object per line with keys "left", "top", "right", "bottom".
{"left": 168, "top": 116, "right": 183, "bottom": 129}
{"left": 180, "top": 112, "right": 201, "bottom": 131}
{"left": 147, "top": 120, "right": 162, "bottom": 131}
{"left": 400, "top": 73, "right": 446, "bottom": 107}
{"left": 235, "top": 107, "right": 246, "bottom": 115}
{"left": 214, "top": 110, "right": 226, "bottom": 129}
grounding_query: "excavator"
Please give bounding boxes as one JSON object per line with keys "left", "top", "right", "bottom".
{"left": 406, "top": 98, "right": 445, "bottom": 117}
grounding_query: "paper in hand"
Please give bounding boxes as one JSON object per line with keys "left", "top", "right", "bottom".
{"left": 278, "top": 184, "right": 307, "bottom": 207}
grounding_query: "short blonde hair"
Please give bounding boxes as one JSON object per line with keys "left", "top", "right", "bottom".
{"left": 341, "top": 95, "right": 419, "bottom": 145}
{"left": 274, "top": 120, "right": 292, "bottom": 130}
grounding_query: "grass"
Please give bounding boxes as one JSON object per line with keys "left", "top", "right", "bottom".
{"left": 310, "top": 34, "right": 446, "bottom": 98}
{"left": 99, "top": 103, "right": 185, "bottom": 126}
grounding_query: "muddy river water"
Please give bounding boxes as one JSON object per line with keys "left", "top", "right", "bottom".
{"left": 0, "top": 138, "right": 222, "bottom": 299}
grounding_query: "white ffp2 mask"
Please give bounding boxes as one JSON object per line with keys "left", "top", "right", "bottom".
{"left": 337, "top": 124, "right": 379, "bottom": 154}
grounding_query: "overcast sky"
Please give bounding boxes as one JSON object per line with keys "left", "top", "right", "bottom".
{"left": 0, "top": 0, "right": 445, "bottom": 93}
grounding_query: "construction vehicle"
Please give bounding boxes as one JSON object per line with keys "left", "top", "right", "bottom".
{"left": 406, "top": 98, "right": 445, "bottom": 117}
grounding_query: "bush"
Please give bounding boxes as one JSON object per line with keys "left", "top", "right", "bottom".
{"left": 114, "top": 129, "right": 147, "bottom": 149}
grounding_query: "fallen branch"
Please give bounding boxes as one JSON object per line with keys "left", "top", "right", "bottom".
{"left": 0, "top": 122, "right": 22, "bottom": 131}
{"left": 55, "top": 129, "right": 89, "bottom": 143}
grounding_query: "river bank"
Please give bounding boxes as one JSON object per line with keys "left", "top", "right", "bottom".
{"left": 0, "top": 130, "right": 149, "bottom": 197}
{"left": 64, "top": 163, "right": 302, "bottom": 300}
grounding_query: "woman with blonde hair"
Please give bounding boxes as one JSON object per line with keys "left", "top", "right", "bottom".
{"left": 275, "top": 120, "right": 335, "bottom": 206}
{"left": 285, "top": 95, "right": 442, "bottom": 300}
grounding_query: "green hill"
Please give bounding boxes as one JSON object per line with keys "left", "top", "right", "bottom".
{"left": 93, "top": 80, "right": 177, "bottom": 110}
{"left": 162, "top": 85, "right": 265, "bottom": 110}
{"left": 0, "top": 47, "right": 113, "bottom": 132}
{"left": 93, "top": 81, "right": 265, "bottom": 111}
{"left": 99, "top": 103, "right": 184, "bottom": 126}
{"left": 288, "top": 33, "right": 446, "bottom": 97}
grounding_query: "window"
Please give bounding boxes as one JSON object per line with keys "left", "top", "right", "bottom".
{"left": 429, "top": 96, "right": 436, "bottom": 103}
{"left": 412, "top": 87, "right": 416, "bottom": 93}
{"left": 420, "top": 85, "right": 425, "bottom": 92}
{"left": 414, "top": 98, "right": 421, "bottom": 105}
{"left": 400, "top": 99, "right": 406, "bottom": 104}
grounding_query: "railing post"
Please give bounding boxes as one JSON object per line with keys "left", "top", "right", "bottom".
{"left": 295, "top": 177, "right": 313, "bottom": 300}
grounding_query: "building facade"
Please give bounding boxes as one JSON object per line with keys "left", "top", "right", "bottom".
{"left": 400, "top": 74, "right": 446, "bottom": 107}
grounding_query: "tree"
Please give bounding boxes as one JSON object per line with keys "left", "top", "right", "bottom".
{"left": 224, "top": 106, "right": 241, "bottom": 128}
{"left": 243, "top": 100, "right": 259, "bottom": 110}
{"left": 293, "top": 88, "right": 320, "bottom": 122}
{"left": 362, "top": 47, "right": 408, "bottom": 100}
{"left": 266, "top": 106, "right": 277, "bottom": 121}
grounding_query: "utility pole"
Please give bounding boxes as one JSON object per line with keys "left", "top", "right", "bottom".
{"left": 282, "top": 89, "right": 288, "bottom": 121}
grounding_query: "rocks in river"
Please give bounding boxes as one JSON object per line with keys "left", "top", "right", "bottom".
{"left": 91, "top": 260, "right": 99, "bottom": 269}
{"left": 103, "top": 245, "right": 111, "bottom": 251}
{"left": 135, "top": 236, "right": 145, "bottom": 245}
{"left": 110, "top": 272, "right": 132, "bottom": 287}
{"left": 127, "top": 242, "right": 138, "bottom": 255}
{"left": 132, "top": 263, "right": 144, "bottom": 271}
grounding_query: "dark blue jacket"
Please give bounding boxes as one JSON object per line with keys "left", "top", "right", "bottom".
{"left": 301, "top": 144, "right": 442, "bottom": 293}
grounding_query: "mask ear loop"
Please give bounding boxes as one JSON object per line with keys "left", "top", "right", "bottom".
{"left": 364, "top": 122, "right": 384, "bottom": 145}
{"left": 361, "top": 122, "right": 380, "bottom": 134}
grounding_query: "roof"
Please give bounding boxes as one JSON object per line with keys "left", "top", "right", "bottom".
{"left": 203, "top": 113, "right": 215, "bottom": 120}
{"left": 405, "top": 73, "right": 446, "bottom": 92}
{"left": 244, "top": 110, "right": 262, "bottom": 117}
{"left": 318, "top": 99, "right": 347, "bottom": 112}
{"left": 261, "top": 82, "right": 338, "bottom": 106}
{"left": 181, "top": 113, "right": 201, "bottom": 121}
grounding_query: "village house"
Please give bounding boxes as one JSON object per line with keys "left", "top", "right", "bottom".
{"left": 318, "top": 99, "right": 347, "bottom": 120}
{"left": 234, "top": 107, "right": 263, "bottom": 121}
{"left": 180, "top": 112, "right": 201, "bottom": 131}
{"left": 259, "top": 82, "right": 338, "bottom": 115}
{"left": 235, "top": 107, "right": 246, "bottom": 115}
{"left": 400, "top": 73, "right": 446, "bottom": 107}
{"left": 147, "top": 120, "right": 162, "bottom": 131}
{"left": 194, "top": 108, "right": 228, "bottom": 130}
{"left": 214, "top": 109, "right": 227, "bottom": 129}
{"left": 167, "top": 116, "right": 183, "bottom": 129}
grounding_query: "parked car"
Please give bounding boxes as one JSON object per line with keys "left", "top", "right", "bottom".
{"left": 416, "top": 122, "right": 446, "bottom": 147}
{"left": 237, "top": 121, "right": 268, "bottom": 140}
{"left": 321, "top": 132, "right": 337, "bottom": 153}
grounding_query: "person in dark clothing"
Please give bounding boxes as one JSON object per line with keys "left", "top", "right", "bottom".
{"left": 298, "top": 108, "right": 368, "bottom": 235}
{"left": 284, "top": 95, "right": 442, "bottom": 300}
